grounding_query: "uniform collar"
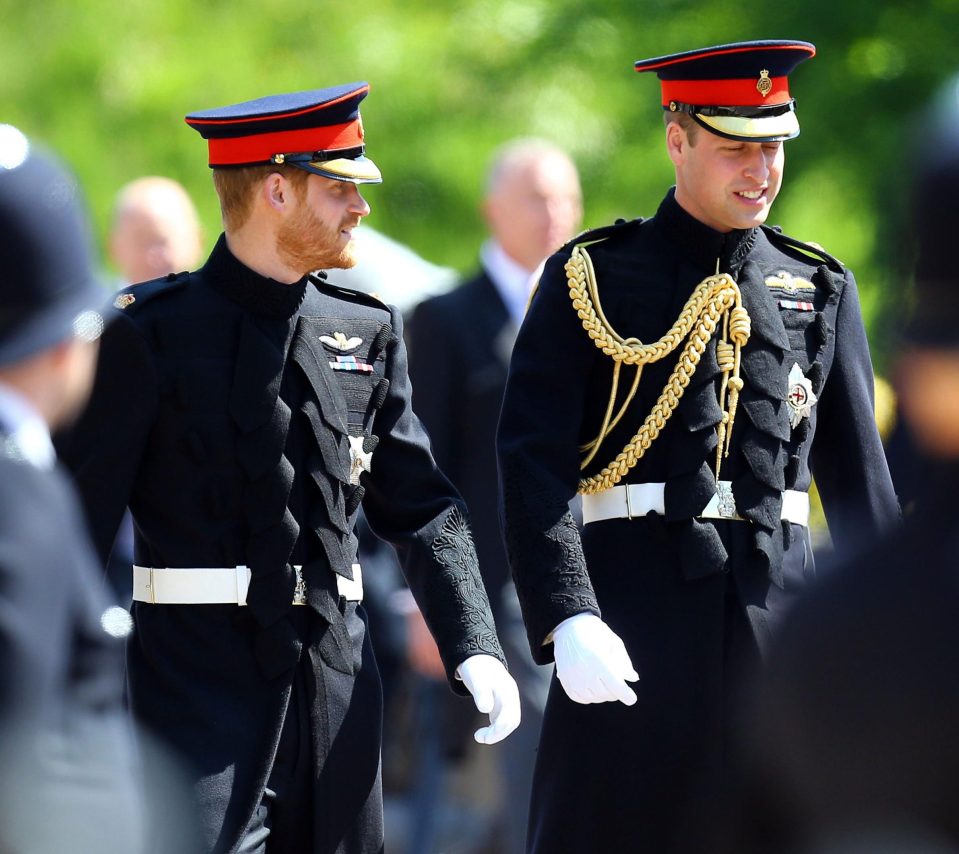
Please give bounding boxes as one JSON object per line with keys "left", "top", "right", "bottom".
{"left": 202, "top": 233, "right": 309, "bottom": 319}
{"left": 655, "top": 187, "right": 757, "bottom": 274}
{"left": 0, "top": 382, "right": 55, "bottom": 469}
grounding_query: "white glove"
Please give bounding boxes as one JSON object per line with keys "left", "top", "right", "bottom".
{"left": 552, "top": 613, "right": 639, "bottom": 705}
{"left": 455, "top": 654, "right": 522, "bottom": 745}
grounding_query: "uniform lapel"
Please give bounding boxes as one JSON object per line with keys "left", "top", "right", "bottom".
{"left": 290, "top": 316, "right": 350, "bottom": 437}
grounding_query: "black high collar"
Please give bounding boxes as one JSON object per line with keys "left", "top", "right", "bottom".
{"left": 202, "top": 233, "right": 308, "bottom": 320}
{"left": 654, "top": 187, "right": 758, "bottom": 275}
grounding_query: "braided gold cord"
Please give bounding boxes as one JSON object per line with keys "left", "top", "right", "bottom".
{"left": 565, "top": 243, "right": 750, "bottom": 495}
{"left": 579, "top": 360, "right": 623, "bottom": 469}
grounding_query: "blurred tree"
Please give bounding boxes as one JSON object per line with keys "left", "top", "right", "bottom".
{"left": 3, "top": 0, "right": 958, "bottom": 369}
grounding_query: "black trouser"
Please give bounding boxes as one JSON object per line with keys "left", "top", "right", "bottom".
{"left": 239, "top": 635, "right": 313, "bottom": 853}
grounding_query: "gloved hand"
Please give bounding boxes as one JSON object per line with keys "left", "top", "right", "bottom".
{"left": 456, "top": 654, "right": 522, "bottom": 745}
{"left": 552, "top": 613, "right": 639, "bottom": 705}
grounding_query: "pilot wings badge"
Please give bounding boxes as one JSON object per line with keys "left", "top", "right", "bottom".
{"left": 320, "top": 332, "right": 363, "bottom": 353}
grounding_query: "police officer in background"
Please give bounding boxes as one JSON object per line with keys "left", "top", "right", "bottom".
{"left": 716, "top": 78, "right": 959, "bottom": 854}
{"left": 496, "top": 41, "right": 899, "bottom": 853}
{"left": 0, "top": 125, "right": 146, "bottom": 853}
{"left": 57, "top": 84, "right": 520, "bottom": 854}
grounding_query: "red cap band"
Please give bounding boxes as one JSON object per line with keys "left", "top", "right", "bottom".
{"left": 661, "top": 76, "right": 790, "bottom": 108}
{"left": 206, "top": 119, "right": 364, "bottom": 166}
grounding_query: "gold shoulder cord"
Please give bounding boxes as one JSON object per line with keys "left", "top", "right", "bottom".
{"left": 566, "top": 244, "right": 751, "bottom": 495}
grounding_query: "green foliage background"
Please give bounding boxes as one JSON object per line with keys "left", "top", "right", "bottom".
{"left": 4, "top": 0, "right": 959, "bottom": 369}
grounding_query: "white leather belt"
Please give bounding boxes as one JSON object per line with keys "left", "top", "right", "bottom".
{"left": 582, "top": 481, "right": 809, "bottom": 527}
{"left": 132, "top": 564, "right": 363, "bottom": 606}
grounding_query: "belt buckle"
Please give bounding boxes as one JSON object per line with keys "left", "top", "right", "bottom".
{"left": 292, "top": 565, "right": 307, "bottom": 606}
{"left": 624, "top": 485, "right": 634, "bottom": 521}
{"left": 715, "top": 481, "right": 738, "bottom": 519}
{"left": 149, "top": 567, "right": 157, "bottom": 605}
{"left": 699, "top": 481, "right": 743, "bottom": 521}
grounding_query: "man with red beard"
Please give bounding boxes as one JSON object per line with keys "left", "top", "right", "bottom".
{"left": 57, "top": 83, "right": 520, "bottom": 854}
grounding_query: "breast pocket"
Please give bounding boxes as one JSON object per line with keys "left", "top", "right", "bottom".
{"left": 779, "top": 298, "right": 823, "bottom": 365}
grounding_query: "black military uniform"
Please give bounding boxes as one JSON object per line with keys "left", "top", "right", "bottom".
{"left": 0, "top": 127, "right": 148, "bottom": 853}
{"left": 58, "top": 87, "right": 506, "bottom": 854}
{"left": 497, "top": 43, "right": 899, "bottom": 853}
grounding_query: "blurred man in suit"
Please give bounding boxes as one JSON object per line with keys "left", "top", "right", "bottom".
{"left": 407, "top": 138, "right": 582, "bottom": 852}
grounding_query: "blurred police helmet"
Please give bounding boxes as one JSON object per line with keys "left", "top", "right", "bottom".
{"left": 0, "top": 124, "right": 106, "bottom": 366}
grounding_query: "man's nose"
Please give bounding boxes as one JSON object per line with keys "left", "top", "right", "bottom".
{"left": 743, "top": 147, "right": 769, "bottom": 182}
{"left": 349, "top": 186, "right": 371, "bottom": 217}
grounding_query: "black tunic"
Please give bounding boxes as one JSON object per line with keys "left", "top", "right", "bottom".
{"left": 58, "top": 234, "right": 505, "bottom": 854}
{"left": 497, "top": 190, "right": 900, "bottom": 853}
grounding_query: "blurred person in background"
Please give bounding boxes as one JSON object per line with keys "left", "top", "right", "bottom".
{"left": 0, "top": 124, "right": 147, "bottom": 854}
{"left": 56, "top": 83, "right": 520, "bottom": 854}
{"left": 713, "top": 74, "right": 959, "bottom": 854}
{"left": 404, "top": 137, "right": 582, "bottom": 853}
{"left": 109, "top": 175, "right": 204, "bottom": 286}
{"left": 105, "top": 176, "right": 206, "bottom": 603}
{"left": 497, "top": 41, "right": 899, "bottom": 853}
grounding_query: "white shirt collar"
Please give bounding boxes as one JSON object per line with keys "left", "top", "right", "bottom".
{"left": 480, "top": 240, "right": 538, "bottom": 328}
{"left": 0, "top": 382, "right": 55, "bottom": 469}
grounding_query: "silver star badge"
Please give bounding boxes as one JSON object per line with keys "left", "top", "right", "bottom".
{"left": 786, "top": 362, "right": 817, "bottom": 428}
{"left": 348, "top": 435, "right": 373, "bottom": 485}
{"left": 320, "top": 332, "right": 363, "bottom": 353}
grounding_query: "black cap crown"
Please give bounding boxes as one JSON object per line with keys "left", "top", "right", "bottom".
{"left": 185, "top": 83, "right": 381, "bottom": 184}
{"left": 634, "top": 40, "right": 816, "bottom": 142}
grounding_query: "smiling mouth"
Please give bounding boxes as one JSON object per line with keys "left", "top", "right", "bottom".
{"left": 736, "top": 189, "right": 765, "bottom": 201}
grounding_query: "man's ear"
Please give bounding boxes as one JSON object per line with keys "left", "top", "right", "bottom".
{"left": 44, "top": 338, "right": 74, "bottom": 371}
{"left": 665, "top": 122, "right": 686, "bottom": 167}
{"left": 262, "top": 171, "right": 291, "bottom": 213}
{"left": 480, "top": 195, "right": 497, "bottom": 231}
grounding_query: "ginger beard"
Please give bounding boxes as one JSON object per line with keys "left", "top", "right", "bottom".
{"left": 277, "top": 191, "right": 361, "bottom": 274}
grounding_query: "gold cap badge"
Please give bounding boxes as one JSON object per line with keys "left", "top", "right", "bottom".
{"left": 114, "top": 293, "right": 136, "bottom": 309}
{"left": 757, "top": 69, "right": 772, "bottom": 98}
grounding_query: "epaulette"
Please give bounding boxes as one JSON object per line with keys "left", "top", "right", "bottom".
{"left": 564, "top": 216, "right": 645, "bottom": 251}
{"left": 111, "top": 271, "right": 190, "bottom": 312}
{"left": 308, "top": 272, "right": 390, "bottom": 312}
{"left": 761, "top": 225, "right": 844, "bottom": 273}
